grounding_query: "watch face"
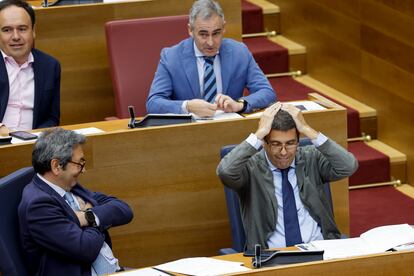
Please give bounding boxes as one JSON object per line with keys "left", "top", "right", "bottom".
{"left": 85, "top": 210, "right": 96, "bottom": 226}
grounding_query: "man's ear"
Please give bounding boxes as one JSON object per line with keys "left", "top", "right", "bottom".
{"left": 50, "top": 159, "right": 61, "bottom": 175}
{"left": 188, "top": 23, "right": 193, "bottom": 37}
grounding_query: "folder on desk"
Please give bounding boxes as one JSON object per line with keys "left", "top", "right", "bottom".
{"left": 252, "top": 250, "right": 324, "bottom": 268}
{"left": 130, "top": 114, "right": 194, "bottom": 128}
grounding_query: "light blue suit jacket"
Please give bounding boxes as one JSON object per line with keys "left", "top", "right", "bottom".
{"left": 146, "top": 37, "right": 276, "bottom": 114}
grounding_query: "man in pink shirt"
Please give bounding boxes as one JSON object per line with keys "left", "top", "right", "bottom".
{"left": 0, "top": 0, "right": 60, "bottom": 136}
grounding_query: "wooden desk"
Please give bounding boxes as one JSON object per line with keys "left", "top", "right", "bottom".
{"left": 0, "top": 97, "right": 348, "bottom": 267}
{"left": 215, "top": 250, "right": 414, "bottom": 275}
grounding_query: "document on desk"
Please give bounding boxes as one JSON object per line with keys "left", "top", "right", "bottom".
{"left": 305, "top": 224, "right": 414, "bottom": 260}
{"left": 194, "top": 110, "right": 243, "bottom": 122}
{"left": 245, "top": 100, "right": 326, "bottom": 119}
{"left": 154, "top": 257, "right": 250, "bottom": 276}
{"left": 114, "top": 267, "right": 171, "bottom": 276}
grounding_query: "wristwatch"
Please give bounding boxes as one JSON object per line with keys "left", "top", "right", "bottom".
{"left": 237, "top": 99, "right": 248, "bottom": 114}
{"left": 84, "top": 209, "right": 97, "bottom": 227}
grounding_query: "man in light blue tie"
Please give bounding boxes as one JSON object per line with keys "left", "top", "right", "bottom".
{"left": 146, "top": 0, "right": 276, "bottom": 117}
{"left": 18, "top": 128, "right": 133, "bottom": 276}
{"left": 217, "top": 102, "right": 358, "bottom": 250}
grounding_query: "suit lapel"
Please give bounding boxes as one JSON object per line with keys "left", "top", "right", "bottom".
{"left": 0, "top": 57, "right": 9, "bottom": 121}
{"left": 32, "top": 49, "right": 42, "bottom": 129}
{"left": 33, "top": 175, "right": 77, "bottom": 218}
{"left": 181, "top": 38, "right": 201, "bottom": 98}
{"left": 219, "top": 39, "right": 233, "bottom": 94}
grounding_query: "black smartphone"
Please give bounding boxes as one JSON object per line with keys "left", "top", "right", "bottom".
{"left": 9, "top": 131, "right": 38, "bottom": 141}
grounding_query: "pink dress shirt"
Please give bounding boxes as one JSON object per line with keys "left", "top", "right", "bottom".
{"left": 1, "top": 51, "right": 35, "bottom": 131}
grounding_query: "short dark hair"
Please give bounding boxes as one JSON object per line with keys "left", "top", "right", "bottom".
{"left": 266, "top": 109, "right": 299, "bottom": 141}
{"left": 32, "top": 128, "right": 86, "bottom": 175}
{"left": 0, "top": 0, "right": 36, "bottom": 28}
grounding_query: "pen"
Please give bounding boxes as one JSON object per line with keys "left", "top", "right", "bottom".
{"left": 152, "top": 267, "right": 175, "bottom": 276}
{"left": 196, "top": 117, "right": 214, "bottom": 120}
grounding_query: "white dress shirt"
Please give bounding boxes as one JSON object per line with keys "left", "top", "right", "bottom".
{"left": 1, "top": 50, "right": 35, "bottom": 131}
{"left": 246, "top": 133, "right": 327, "bottom": 247}
{"left": 181, "top": 42, "right": 223, "bottom": 113}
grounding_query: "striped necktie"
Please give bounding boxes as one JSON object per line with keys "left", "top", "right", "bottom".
{"left": 203, "top": 56, "right": 217, "bottom": 103}
{"left": 63, "top": 192, "right": 119, "bottom": 275}
{"left": 281, "top": 168, "right": 303, "bottom": 246}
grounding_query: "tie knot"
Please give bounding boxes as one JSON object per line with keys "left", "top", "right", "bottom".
{"left": 281, "top": 167, "right": 290, "bottom": 177}
{"left": 204, "top": 56, "right": 215, "bottom": 65}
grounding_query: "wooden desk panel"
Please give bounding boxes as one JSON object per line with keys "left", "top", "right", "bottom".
{"left": 0, "top": 106, "right": 347, "bottom": 267}
{"left": 215, "top": 250, "right": 414, "bottom": 276}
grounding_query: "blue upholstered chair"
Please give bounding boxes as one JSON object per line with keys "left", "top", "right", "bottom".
{"left": 0, "top": 167, "right": 35, "bottom": 276}
{"left": 219, "top": 139, "right": 334, "bottom": 254}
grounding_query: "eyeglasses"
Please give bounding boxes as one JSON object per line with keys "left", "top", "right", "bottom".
{"left": 68, "top": 159, "right": 86, "bottom": 172}
{"left": 267, "top": 141, "right": 298, "bottom": 152}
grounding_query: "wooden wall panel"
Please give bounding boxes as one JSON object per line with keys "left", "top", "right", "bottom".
{"left": 33, "top": 0, "right": 241, "bottom": 125}
{"left": 272, "top": 0, "right": 414, "bottom": 185}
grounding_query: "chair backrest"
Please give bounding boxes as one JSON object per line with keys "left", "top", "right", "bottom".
{"left": 0, "top": 167, "right": 35, "bottom": 276}
{"left": 220, "top": 139, "right": 334, "bottom": 252}
{"left": 105, "top": 15, "right": 189, "bottom": 118}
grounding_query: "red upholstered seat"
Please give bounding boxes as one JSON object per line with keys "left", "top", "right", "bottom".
{"left": 105, "top": 15, "right": 189, "bottom": 118}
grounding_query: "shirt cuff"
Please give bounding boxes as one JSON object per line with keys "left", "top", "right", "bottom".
{"left": 312, "top": 132, "right": 328, "bottom": 147}
{"left": 246, "top": 133, "right": 263, "bottom": 150}
{"left": 181, "top": 100, "right": 189, "bottom": 114}
{"left": 94, "top": 213, "right": 100, "bottom": 227}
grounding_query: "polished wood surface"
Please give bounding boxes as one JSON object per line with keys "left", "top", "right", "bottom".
{"left": 0, "top": 101, "right": 348, "bottom": 267}
{"left": 271, "top": 0, "right": 414, "bottom": 186}
{"left": 30, "top": 0, "right": 241, "bottom": 125}
{"left": 216, "top": 250, "right": 414, "bottom": 275}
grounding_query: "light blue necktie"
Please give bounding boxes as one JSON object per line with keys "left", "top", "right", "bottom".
{"left": 281, "top": 168, "right": 303, "bottom": 246}
{"left": 64, "top": 192, "right": 119, "bottom": 275}
{"left": 203, "top": 56, "right": 217, "bottom": 103}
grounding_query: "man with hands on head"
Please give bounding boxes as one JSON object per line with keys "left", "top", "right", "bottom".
{"left": 146, "top": 0, "right": 276, "bottom": 117}
{"left": 217, "top": 102, "right": 358, "bottom": 250}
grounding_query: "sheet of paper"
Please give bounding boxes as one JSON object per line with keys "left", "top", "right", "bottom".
{"left": 194, "top": 110, "right": 243, "bottom": 122}
{"left": 287, "top": 100, "right": 326, "bottom": 111}
{"left": 10, "top": 127, "right": 104, "bottom": 145}
{"left": 361, "top": 224, "right": 414, "bottom": 252}
{"left": 309, "top": 238, "right": 379, "bottom": 260}
{"left": 244, "top": 100, "right": 326, "bottom": 119}
{"left": 154, "top": 257, "right": 250, "bottom": 276}
{"left": 116, "top": 267, "right": 171, "bottom": 276}
{"left": 308, "top": 224, "right": 414, "bottom": 260}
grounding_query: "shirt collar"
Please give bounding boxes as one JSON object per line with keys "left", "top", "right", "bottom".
{"left": 1, "top": 50, "right": 34, "bottom": 66}
{"left": 37, "top": 173, "right": 66, "bottom": 197}
{"left": 193, "top": 41, "right": 219, "bottom": 58}
{"left": 264, "top": 151, "right": 296, "bottom": 172}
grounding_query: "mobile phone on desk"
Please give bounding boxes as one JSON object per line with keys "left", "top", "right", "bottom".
{"left": 9, "top": 131, "right": 38, "bottom": 141}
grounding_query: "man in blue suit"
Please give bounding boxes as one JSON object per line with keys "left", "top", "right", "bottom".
{"left": 146, "top": 0, "right": 276, "bottom": 117}
{"left": 18, "top": 128, "right": 133, "bottom": 276}
{"left": 0, "top": 0, "right": 60, "bottom": 135}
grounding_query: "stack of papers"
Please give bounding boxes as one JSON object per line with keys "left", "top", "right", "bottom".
{"left": 304, "top": 224, "right": 414, "bottom": 260}
{"left": 154, "top": 257, "right": 250, "bottom": 276}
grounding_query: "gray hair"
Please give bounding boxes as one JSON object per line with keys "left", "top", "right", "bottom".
{"left": 189, "top": 0, "right": 224, "bottom": 29}
{"left": 32, "top": 128, "right": 86, "bottom": 174}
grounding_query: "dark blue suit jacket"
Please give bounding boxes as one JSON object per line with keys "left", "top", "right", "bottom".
{"left": 18, "top": 175, "right": 133, "bottom": 276}
{"left": 146, "top": 37, "right": 276, "bottom": 114}
{"left": 0, "top": 48, "right": 61, "bottom": 129}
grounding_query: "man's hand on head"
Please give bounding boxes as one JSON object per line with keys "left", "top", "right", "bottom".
{"left": 187, "top": 99, "right": 217, "bottom": 117}
{"left": 255, "top": 102, "right": 282, "bottom": 140}
{"left": 214, "top": 94, "right": 243, "bottom": 113}
{"left": 281, "top": 104, "right": 318, "bottom": 139}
